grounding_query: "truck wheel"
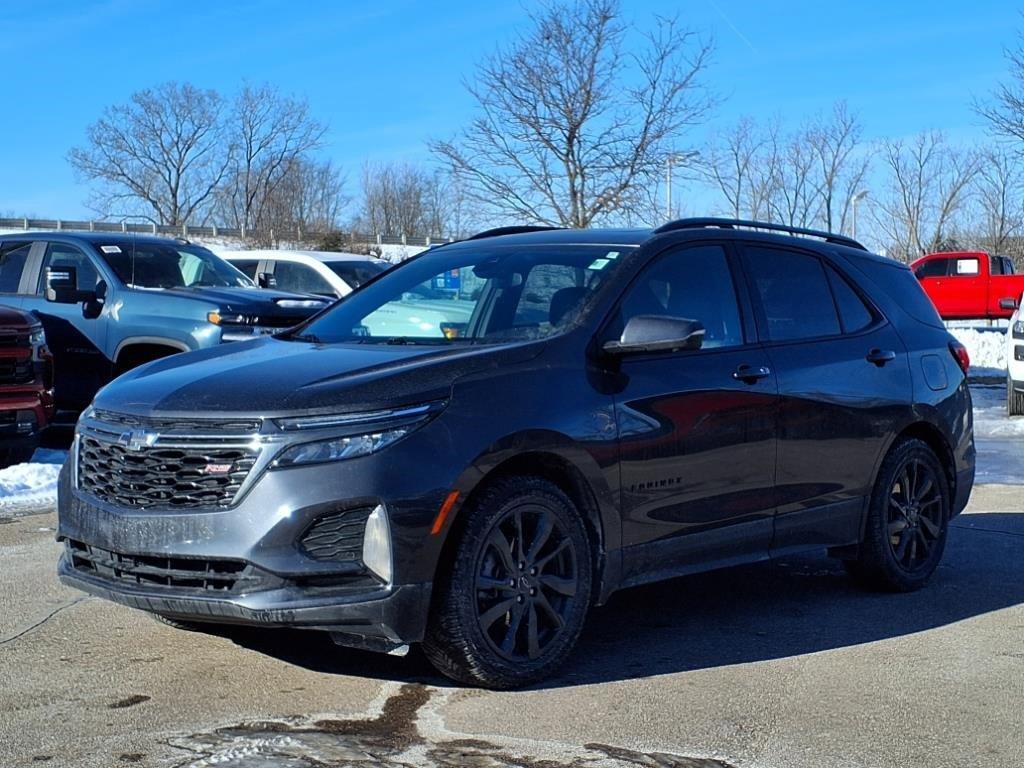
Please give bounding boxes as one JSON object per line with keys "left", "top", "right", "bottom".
{"left": 0, "top": 444, "right": 37, "bottom": 469}
{"left": 1008, "top": 376, "right": 1024, "bottom": 416}
{"left": 846, "top": 438, "right": 950, "bottom": 592}
{"left": 423, "top": 477, "right": 592, "bottom": 689}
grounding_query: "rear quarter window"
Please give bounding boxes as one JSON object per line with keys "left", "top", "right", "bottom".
{"left": 856, "top": 258, "right": 945, "bottom": 329}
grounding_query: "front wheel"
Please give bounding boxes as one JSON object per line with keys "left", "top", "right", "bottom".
{"left": 1009, "top": 376, "right": 1024, "bottom": 416}
{"left": 846, "top": 439, "right": 950, "bottom": 592}
{"left": 423, "top": 477, "right": 593, "bottom": 689}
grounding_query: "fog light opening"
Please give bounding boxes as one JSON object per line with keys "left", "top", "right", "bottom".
{"left": 362, "top": 504, "right": 393, "bottom": 584}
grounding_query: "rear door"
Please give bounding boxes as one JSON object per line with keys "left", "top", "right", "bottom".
{"left": 611, "top": 242, "right": 778, "bottom": 584}
{"left": 739, "top": 243, "right": 913, "bottom": 554}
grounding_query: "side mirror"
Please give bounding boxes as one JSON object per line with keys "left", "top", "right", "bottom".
{"left": 82, "top": 280, "right": 106, "bottom": 320}
{"left": 257, "top": 272, "right": 277, "bottom": 289}
{"left": 45, "top": 265, "right": 78, "bottom": 303}
{"left": 999, "top": 297, "right": 1019, "bottom": 311}
{"left": 603, "top": 315, "right": 705, "bottom": 355}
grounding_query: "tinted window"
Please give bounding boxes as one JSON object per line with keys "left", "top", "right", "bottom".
{"left": 826, "top": 265, "right": 874, "bottom": 333}
{"left": 99, "top": 241, "right": 253, "bottom": 289}
{"left": 616, "top": 245, "right": 744, "bottom": 349}
{"left": 515, "top": 264, "right": 584, "bottom": 327}
{"left": 38, "top": 243, "right": 99, "bottom": 294}
{"left": 231, "top": 259, "right": 261, "bottom": 279}
{"left": 0, "top": 242, "right": 31, "bottom": 293}
{"left": 914, "top": 259, "right": 948, "bottom": 278}
{"left": 326, "top": 261, "right": 388, "bottom": 289}
{"left": 745, "top": 247, "right": 841, "bottom": 341}
{"left": 857, "top": 259, "right": 945, "bottom": 329}
{"left": 274, "top": 261, "right": 336, "bottom": 295}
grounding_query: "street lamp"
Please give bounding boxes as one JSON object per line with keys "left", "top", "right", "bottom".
{"left": 666, "top": 151, "right": 701, "bottom": 221}
{"left": 848, "top": 190, "right": 869, "bottom": 239}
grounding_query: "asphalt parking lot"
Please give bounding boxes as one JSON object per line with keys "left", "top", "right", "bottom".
{"left": 2, "top": 483, "right": 1021, "bottom": 768}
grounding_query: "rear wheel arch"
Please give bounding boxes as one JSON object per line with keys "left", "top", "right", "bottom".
{"left": 890, "top": 422, "right": 956, "bottom": 501}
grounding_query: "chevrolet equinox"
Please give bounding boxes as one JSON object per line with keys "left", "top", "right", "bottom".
{"left": 58, "top": 219, "right": 976, "bottom": 688}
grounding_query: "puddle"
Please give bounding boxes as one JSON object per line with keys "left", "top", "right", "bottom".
{"left": 169, "top": 684, "right": 736, "bottom": 768}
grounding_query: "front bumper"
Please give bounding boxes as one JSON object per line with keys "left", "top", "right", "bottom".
{"left": 57, "top": 551, "right": 429, "bottom": 648}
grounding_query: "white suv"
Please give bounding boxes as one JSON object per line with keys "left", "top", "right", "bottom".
{"left": 1009, "top": 293, "right": 1024, "bottom": 415}
{"left": 222, "top": 250, "right": 389, "bottom": 299}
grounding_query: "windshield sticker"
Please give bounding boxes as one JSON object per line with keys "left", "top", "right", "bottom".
{"left": 100, "top": 245, "right": 122, "bottom": 254}
{"left": 606, "top": 251, "right": 620, "bottom": 259}
{"left": 589, "top": 258, "right": 611, "bottom": 270}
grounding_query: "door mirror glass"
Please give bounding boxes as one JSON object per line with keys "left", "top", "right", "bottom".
{"left": 603, "top": 315, "right": 705, "bottom": 355}
{"left": 257, "top": 271, "right": 277, "bottom": 289}
{"left": 45, "top": 265, "right": 80, "bottom": 303}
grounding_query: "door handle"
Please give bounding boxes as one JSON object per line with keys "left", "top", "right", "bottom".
{"left": 866, "top": 348, "right": 896, "bottom": 366}
{"left": 732, "top": 364, "right": 771, "bottom": 383}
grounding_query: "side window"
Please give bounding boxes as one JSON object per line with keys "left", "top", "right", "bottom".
{"left": 0, "top": 242, "right": 32, "bottom": 294}
{"left": 515, "top": 264, "right": 582, "bottom": 327}
{"left": 745, "top": 246, "right": 841, "bottom": 342}
{"left": 273, "top": 261, "right": 334, "bottom": 295}
{"left": 990, "top": 255, "right": 1004, "bottom": 276}
{"left": 826, "top": 265, "right": 874, "bottom": 334}
{"left": 231, "top": 259, "right": 260, "bottom": 280}
{"left": 952, "top": 257, "right": 979, "bottom": 276}
{"left": 914, "top": 259, "right": 949, "bottom": 278}
{"left": 616, "top": 244, "right": 744, "bottom": 349}
{"left": 37, "top": 243, "right": 99, "bottom": 294}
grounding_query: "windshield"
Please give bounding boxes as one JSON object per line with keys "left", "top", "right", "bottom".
{"left": 287, "top": 244, "right": 634, "bottom": 344}
{"left": 98, "top": 241, "right": 255, "bottom": 289}
{"left": 326, "top": 260, "right": 388, "bottom": 289}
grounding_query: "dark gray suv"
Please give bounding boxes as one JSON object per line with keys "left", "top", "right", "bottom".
{"left": 57, "top": 219, "right": 975, "bottom": 688}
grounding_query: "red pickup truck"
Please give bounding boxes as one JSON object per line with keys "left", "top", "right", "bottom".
{"left": 911, "top": 251, "right": 1024, "bottom": 320}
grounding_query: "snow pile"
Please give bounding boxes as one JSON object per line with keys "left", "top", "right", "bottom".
{"left": 948, "top": 327, "right": 1006, "bottom": 374}
{"left": 0, "top": 449, "right": 66, "bottom": 514}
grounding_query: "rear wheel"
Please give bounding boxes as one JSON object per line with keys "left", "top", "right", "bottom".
{"left": 423, "top": 476, "right": 592, "bottom": 689}
{"left": 1008, "top": 376, "right": 1024, "bottom": 416}
{"left": 846, "top": 438, "right": 950, "bottom": 592}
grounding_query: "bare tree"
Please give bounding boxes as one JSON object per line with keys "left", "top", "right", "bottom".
{"left": 976, "top": 28, "right": 1024, "bottom": 147}
{"left": 431, "top": 0, "right": 714, "bottom": 228}
{"left": 703, "top": 117, "right": 769, "bottom": 219}
{"left": 218, "top": 83, "right": 326, "bottom": 232}
{"left": 358, "top": 163, "right": 455, "bottom": 237}
{"left": 765, "top": 121, "right": 820, "bottom": 228}
{"left": 806, "top": 102, "right": 871, "bottom": 234}
{"left": 257, "top": 158, "right": 347, "bottom": 243}
{"left": 970, "top": 147, "right": 1024, "bottom": 263}
{"left": 872, "top": 132, "right": 979, "bottom": 261}
{"left": 68, "top": 82, "right": 231, "bottom": 225}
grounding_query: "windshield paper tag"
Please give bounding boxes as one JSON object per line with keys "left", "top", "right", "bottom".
{"left": 100, "top": 245, "right": 121, "bottom": 254}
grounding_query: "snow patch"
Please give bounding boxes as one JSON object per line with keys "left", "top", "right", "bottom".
{"left": 948, "top": 327, "right": 1007, "bottom": 373}
{"left": 0, "top": 449, "right": 66, "bottom": 513}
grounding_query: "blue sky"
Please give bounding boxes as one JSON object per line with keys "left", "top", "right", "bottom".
{"left": 0, "top": 0, "right": 1016, "bottom": 219}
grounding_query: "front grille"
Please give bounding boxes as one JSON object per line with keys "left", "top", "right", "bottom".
{"left": 77, "top": 411, "right": 263, "bottom": 509}
{"left": 0, "top": 333, "right": 29, "bottom": 348}
{"left": 1016, "top": 344, "right": 1024, "bottom": 362}
{"left": 0, "top": 357, "right": 33, "bottom": 385}
{"left": 67, "top": 539, "right": 262, "bottom": 592}
{"left": 300, "top": 507, "right": 373, "bottom": 561}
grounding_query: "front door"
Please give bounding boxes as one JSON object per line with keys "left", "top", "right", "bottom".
{"left": 610, "top": 243, "right": 778, "bottom": 586}
{"left": 21, "top": 242, "right": 109, "bottom": 411}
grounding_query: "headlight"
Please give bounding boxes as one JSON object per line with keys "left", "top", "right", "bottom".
{"left": 29, "top": 327, "right": 48, "bottom": 361}
{"left": 1014, "top": 320, "right": 1024, "bottom": 337}
{"left": 208, "top": 311, "right": 249, "bottom": 325}
{"left": 272, "top": 427, "right": 410, "bottom": 468}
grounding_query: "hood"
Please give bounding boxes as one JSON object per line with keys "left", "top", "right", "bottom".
{"left": 0, "top": 304, "right": 36, "bottom": 328}
{"left": 94, "top": 337, "right": 544, "bottom": 416}
{"left": 157, "top": 285, "right": 330, "bottom": 313}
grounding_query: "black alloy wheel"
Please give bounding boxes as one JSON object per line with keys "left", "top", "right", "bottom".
{"left": 423, "top": 476, "right": 592, "bottom": 689}
{"left": 474, "top": 504, "right": 578, "bottom": 663}
{"left": 846, "top": 438, "right": 950, "bottom": 592}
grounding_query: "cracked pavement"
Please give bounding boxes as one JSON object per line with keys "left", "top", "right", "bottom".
{"left": 1, "top": 486, "right": 1022, "bottom": 768}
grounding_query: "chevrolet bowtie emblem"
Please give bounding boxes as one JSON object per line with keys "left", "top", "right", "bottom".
{"left": 118, "top": 429, "right": 158, "bottom": 451}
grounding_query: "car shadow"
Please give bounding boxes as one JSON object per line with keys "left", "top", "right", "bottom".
{"left": 220, "top": 512, "right": 1024, "bottom": 689}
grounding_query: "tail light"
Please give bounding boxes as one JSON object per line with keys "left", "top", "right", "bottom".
{"left": 949, "top": 341, "right": 970, "bottom": 375}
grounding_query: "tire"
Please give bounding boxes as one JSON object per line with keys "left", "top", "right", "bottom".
{"left": 0, "top": 443, "right": 37, "bottom": 469}
{"left": 1008, "top": 376, "right": 1024, "bottom": 417}
{"left": 846, "top": 438, "right": 950, "bottom": 592}
{"left": 423, "top": 476, "right": 593, "bottom": 689}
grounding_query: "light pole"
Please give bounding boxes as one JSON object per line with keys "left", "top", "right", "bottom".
{"left": 848, "top": 190, "right": 869, "bottom": 239}
{"left": 666, "top": 151, "right": 700, "bottom": 221}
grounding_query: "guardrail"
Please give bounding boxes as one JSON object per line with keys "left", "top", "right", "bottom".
{"left": 0, "top": 217, "right": 450, "bottom": 247}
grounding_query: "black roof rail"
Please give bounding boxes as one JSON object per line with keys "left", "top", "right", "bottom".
{"left": 466, "top": 225, "right": 564, "bottom": 240}
{"left": 653, "top": 217, "right": 867, "bottom": 251}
